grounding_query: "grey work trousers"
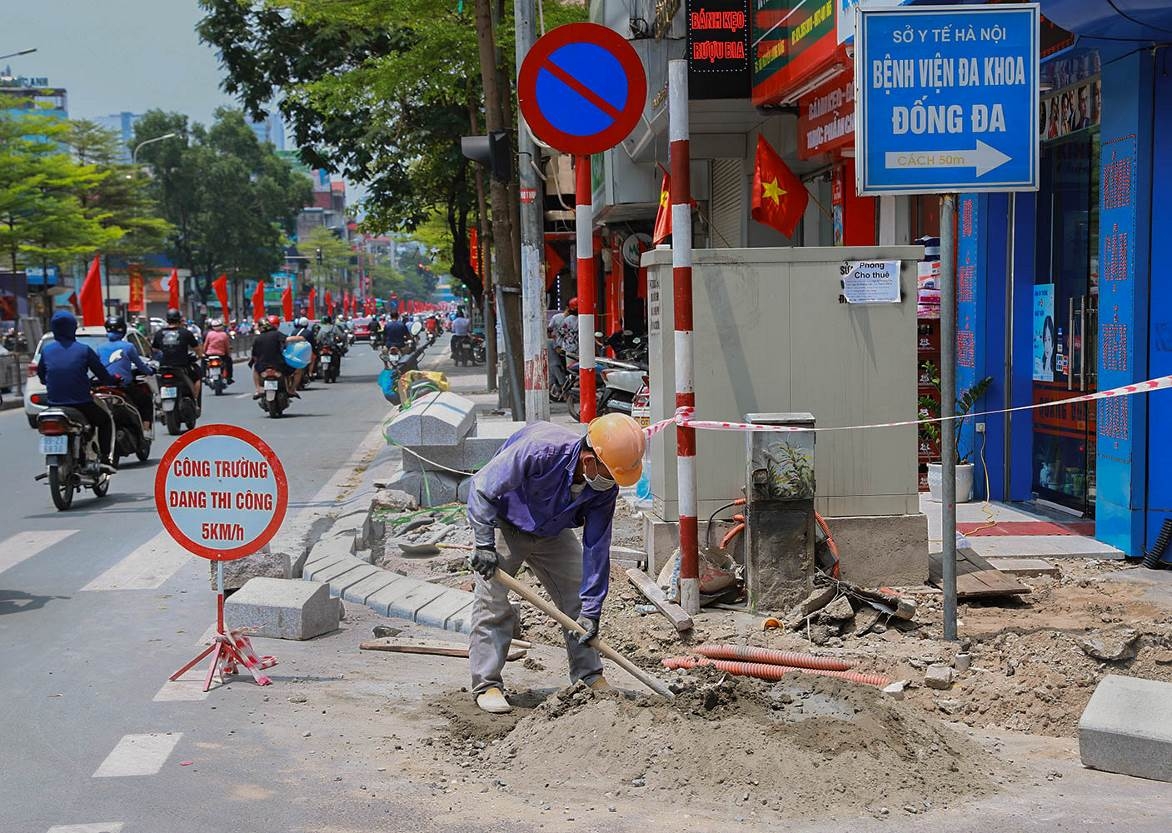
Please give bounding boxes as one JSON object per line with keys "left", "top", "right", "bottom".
{"left": 469, "top": 525, "right": 604, "bottom": 695}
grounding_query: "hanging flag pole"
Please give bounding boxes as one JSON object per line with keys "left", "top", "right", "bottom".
{"left": 669, "top": 59, "right": 699, "bottom": 616}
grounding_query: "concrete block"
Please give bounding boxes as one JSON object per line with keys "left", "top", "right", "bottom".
{"left": 224, "top": 578, "right": 339, "bottom": 640}
{"left": 415, "top": 590, "right": 476, "bottom": 630}
{"left": 341, "top": 572, "right": 408, "bottom": 606}
{"left": 385, "top": 469, "right": 464, "bottom": 508}
{"left": 371, "top": 488, "right": 418, "bottom": 511}
{"left": 447, "top": 606, "right": 474, "bottom": 634}
{"left": 643, "top": 514, "right": 713, "bottom": 578}
{"left": 368, "top": 577, "right": 447, "bottom": 621}
{"left": 463, "top": 421, "right": 525, "bottom": 470}
{"left": 211, "top": 547, "right": 291, "bottom": 592}
{"left": 1079, "top": 675, "right": 1172, "bottom": 783}
{"left": 384, "top": 391, "right": 476, "bottom": 447}
{"left": 925, "top": 664, "right": 954, "bottom": 690}
{"left": 985, "top": 557, "right": 1061, "bottom": 577}
{"left": 304, "top": 554, "right": 367, "bottom": 584}
{"left": 269, "top": 514, "right": 319, "bottom": 578}
{"left": 823, "top": 513, "right": 928, "bottom": 587}
{"left": 326, "top": 564, "right": 382, "bottom": 597}
{"left": 402, "top": 444, "right": 467, "bottom": 474}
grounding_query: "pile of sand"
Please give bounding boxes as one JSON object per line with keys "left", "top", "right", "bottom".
{"left": 440, "top": 669, "right": 1007, "bottom": 818}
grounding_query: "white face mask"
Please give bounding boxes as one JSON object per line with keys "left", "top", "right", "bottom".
{"left": 584, "top": 471, "right": 616, "bottom": 491}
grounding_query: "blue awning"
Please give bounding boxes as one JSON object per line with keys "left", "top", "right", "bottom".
{"left": 1040, "top": 0, "right": 1172, "bottom": 41}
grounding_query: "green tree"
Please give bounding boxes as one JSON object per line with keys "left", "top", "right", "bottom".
{"left": 132, "top": 108, "right": 311, "bottom": 302}
{"left": 65, "top": 120, "right": 172, "bottom": 262}
{"left": 0, "top": 111, "right": 115, "bottom": 274}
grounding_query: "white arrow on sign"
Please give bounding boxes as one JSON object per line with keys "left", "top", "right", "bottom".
{"left": 884, "top": 140, "right": 1012, "bottom": 178}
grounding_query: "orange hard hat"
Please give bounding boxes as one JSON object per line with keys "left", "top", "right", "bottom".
{"left": 586, "top": 413, "right": 645, "bottom": 487}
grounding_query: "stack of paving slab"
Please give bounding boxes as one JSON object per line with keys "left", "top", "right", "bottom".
{"left": 382, "top": 390, "right": 524, "bottom": 507}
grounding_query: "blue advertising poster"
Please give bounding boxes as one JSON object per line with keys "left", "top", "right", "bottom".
{"left": 1033, "top": 283, "right": 1055, "bottom": 382}
{"left": 855, "top": 4, "right": 1040, "bottom": 195}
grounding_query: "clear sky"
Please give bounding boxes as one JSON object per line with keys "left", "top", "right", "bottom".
{"left": 3, "top": 0, "right": 234, "bottom": 126}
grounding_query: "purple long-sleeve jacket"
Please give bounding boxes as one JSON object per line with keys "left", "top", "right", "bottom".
{"left": 467, "top": 422, "right": 617, "bottom": 620}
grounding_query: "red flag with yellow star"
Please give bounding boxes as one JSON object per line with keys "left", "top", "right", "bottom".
{"left": 652, "top": 173, "right": 671, "bottom": 245}
{"left": 751, "top": 135, "right": 807, "bottom": 238}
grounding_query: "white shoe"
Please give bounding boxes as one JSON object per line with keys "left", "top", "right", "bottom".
{"left": 476, "top": 686, "right": 512, "bottom": 714}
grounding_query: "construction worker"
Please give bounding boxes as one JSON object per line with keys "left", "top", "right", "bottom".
{"left": 466, "top": 413, "right": 646, "bottom": 714}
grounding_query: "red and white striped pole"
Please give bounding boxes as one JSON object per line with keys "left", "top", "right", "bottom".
{"left": 576, "top": 155, "right": 597, "bottom": 423}
{"left": 669, "top": 59, "right": 698, "bottom": 615}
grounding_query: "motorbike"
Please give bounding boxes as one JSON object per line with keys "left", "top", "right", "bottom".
{"left": 95, "top": 380, "right": 154, "bottom": 465}
{"left": 451, "top": 334, "right": 473, "bottom": 366}
{"left": 205, "top": 354, "right": 229, "bottom": 395}
{"left": 470, "top": 331, "right": 486, "bottom": 365}
{"left": 34, "top": 394, "right": 114, "bottom": 511}
{"left": 378, "top": 341, "right": 431, "bottom": 407}
{"left": 319, "top": 342, "right": 339, "bottom": 383}
{"left": 597, "top": 357, "right": 648, "bottom": 417}
{"left": 258, "top": 367, "right": 291, "bottom": 418}
{"left": 158, "top": 364, "right": 200, "bottom": 436}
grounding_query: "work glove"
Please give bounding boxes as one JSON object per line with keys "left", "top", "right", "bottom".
{"left": 469, "top": 545, "right": 499, "bottom": 580}
{"left": 575, "top": 615, "right": 599, "bottom": 646}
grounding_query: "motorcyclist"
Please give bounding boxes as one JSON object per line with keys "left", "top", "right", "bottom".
{"left": 292, "top": 315, "right": 318, "bottom": 377}
{"left": 152, "top": 308, "right": 204, "bottom": 409}
{"left": 202, "top": 318, "right": 233, "bottom": 384}
{"left": 383, "top": 311, "right": 410, "bottom": 352}
{"left": 99, "top": 316, "right": 155, "bottom": 428}
{"left": 316, "top": 314, "right": 345, "bottom": 375}
{"left": 251, "top": 314, "right": 305, "bottom": 398}
{"left": 36, "top": 311, "right": 117, "bottom": 470}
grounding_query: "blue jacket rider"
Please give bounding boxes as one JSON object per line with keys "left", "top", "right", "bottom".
{"left": 36, "top": 311, "right": 116, "bottom": 465}
{"left": 98, "top": 316, "right": 155, "bottom": 426}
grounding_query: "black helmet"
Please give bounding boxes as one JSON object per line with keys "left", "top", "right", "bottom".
{"left": 322, "top": 315, "right": 334, "bottom": 324}
{"left": 104, "top": 315, "right": 127, "bottom": 335}
{"left": 166, "top": 308, "right": 182, "bottom": 324}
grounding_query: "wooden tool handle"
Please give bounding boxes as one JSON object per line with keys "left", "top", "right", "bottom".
{"left": 492, "top": 570, "right": 675, "bottom": 699}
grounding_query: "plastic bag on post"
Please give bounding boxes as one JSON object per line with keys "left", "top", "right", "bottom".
{"left": 378, "top": 368, "right": 401, "bottom": 405}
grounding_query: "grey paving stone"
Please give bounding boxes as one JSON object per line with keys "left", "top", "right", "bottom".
{"left": 305, "top": 555, "right": 368, "bottom": 584}
{"left": 415, "top": 590, "right": 476, "bottom": 630}
{"left": 341, "top": 572, "right": 408, "bottom": 606}
{"left": 224, "top": 578, "right": 339, "bottom": 640}
{"left": 327, "top": 564, "right": 382, "bottom": 597}
{"left": 1079, "top": 674, "right": 1172, "bottom": 783}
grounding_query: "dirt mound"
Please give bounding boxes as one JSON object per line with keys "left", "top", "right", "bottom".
{"left": 441, "top": 669, "right": 1006, "bottom": 818}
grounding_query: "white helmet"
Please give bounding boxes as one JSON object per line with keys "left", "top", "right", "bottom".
{"left": 297, "top": 316, "right": 309, "bottom": 327}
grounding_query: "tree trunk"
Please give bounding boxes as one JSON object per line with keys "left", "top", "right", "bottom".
{"left": 468, "top": 88, "right": 498, "bottom": 391}
{"left": 475, "top": 0, "right": 524, "bottom": 417}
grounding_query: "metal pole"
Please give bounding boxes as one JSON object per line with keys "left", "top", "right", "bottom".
{"left": 669, "top": 59, "right": 699, "bottom": 616}
{"left": 514, "top": 0, "right": 549, "bottom": 422}
{"left": 940, "top": 193, "right": 958, "bottom": 642}
{"left": 575, "top": 156, "right": 597, "bottom": 423}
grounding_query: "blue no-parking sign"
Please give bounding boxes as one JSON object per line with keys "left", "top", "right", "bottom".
{"left": 855, "top": 4, "right": 1039, "bottom": 195}
{"left": 518, "top": 22, "right": 647, "bottom": 157}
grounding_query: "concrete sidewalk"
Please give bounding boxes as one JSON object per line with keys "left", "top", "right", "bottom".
{"left": 922, "top": 492, "right": 1124, "bottom": 560}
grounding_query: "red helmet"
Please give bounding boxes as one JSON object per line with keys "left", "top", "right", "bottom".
{"left": 267, "top": 315, "right": 280, "bottom": 328}
{"left": 567, "top": 297, "right": 579, "bottom": 312}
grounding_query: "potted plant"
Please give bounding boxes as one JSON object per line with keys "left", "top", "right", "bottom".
{"left": 920, "top": 362, "right": 993, "bottom": 502}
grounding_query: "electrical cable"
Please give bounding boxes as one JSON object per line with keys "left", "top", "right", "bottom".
{"left": 970, "top": 426, "right": 998, "bottom": 535}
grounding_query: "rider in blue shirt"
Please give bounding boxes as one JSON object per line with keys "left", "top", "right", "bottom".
{"left": 98, "top": 316, "right": 155, "bottom": 426}
{"left": 36, "top": 310, "right": 116, "bottom": 466}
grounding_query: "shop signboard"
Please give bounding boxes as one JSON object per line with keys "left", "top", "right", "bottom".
{"left": 751, "top": 0, "right": 838, "bottom": 106}
{"left": 855, "top": 3, "right": 1040, "bottom": 195}
{"left": 687, "top": 0, "right": 751, "bottom": 100}
{"left": 797, "top": 67, "right": 853, "bottom": 159}
{"left": 128, "top": 265, "right": 145, "bottom": 312}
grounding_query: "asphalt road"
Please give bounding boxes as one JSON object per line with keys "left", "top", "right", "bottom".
{"left": 0, "top": 342, "right": 421, "bottom": 833}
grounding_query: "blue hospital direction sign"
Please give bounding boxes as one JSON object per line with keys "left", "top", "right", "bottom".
{"left": 855, "top": 4, "right": 1040, "bottom": 195}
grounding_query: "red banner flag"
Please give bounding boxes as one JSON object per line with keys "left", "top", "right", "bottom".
{"left": 252, "top": 280, "right": 265, "bottom": 321}
{"left": 67, "top": 292, "right": 80, "bottom": 315}
{"left": 307, "top": 287, "right": 316, "bottom": 318}
{"left": 652, "top": 173, "right": 671, "bottom": 245}
{"left": 751, "top": 135, "right": 808, "bottom": 238}
{"left": 167, "top": 268, "right": 180, "bottom": 311}
{"left": 79, "top": 255, "right": 105, "bottom": 326}
{"left": 212, "top": 274, "right": 230, "bottom": 323}
{"left": 325, "top": 290, "right": 334, "bottom": 317}
{"left": 281, "top": 284, "right": 293, "bottom": 322}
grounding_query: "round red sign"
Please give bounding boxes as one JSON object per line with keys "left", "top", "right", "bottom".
{"left": 518, "top": 22, "right": 647, "bottom": 157}
{"left": 154, "top": 424, "right": 289, "bottom": 561}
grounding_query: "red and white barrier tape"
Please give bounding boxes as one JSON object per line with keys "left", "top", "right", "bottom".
{"left": 642, "top": 374, "right": 1172, "bottom": 438}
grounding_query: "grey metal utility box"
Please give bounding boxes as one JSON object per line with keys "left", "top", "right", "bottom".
{"left": 643, "top": 245, "right": 924, "bottom": 585}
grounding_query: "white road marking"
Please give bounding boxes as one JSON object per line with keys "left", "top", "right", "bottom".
{"left": 92, "top": 733, "right": 182, "bottom": 777}
{"left": 0, "top": 529, "right": 79, "bottom": 576}
{"left": 152, "top": 678, "right": 211, "bottom": 702}
{"left": 80, "top": 531, "right": 190, "bottom": 591}
{"left": 234, "top": 392, "right": 253, "bottom": 400}
{"left": 47, "top": 825, "right": 125, "bottom": 833}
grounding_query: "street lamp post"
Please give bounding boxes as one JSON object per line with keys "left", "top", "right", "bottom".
{"left": 0, "top": 48, "right": 37, "bottom": 61}
{"left": 131, "top": 132, "right": 178, "bottom": 165}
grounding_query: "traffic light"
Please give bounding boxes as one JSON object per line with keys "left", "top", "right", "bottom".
{"left": 460, "top": 130, "right": 512, "bottom": 183}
